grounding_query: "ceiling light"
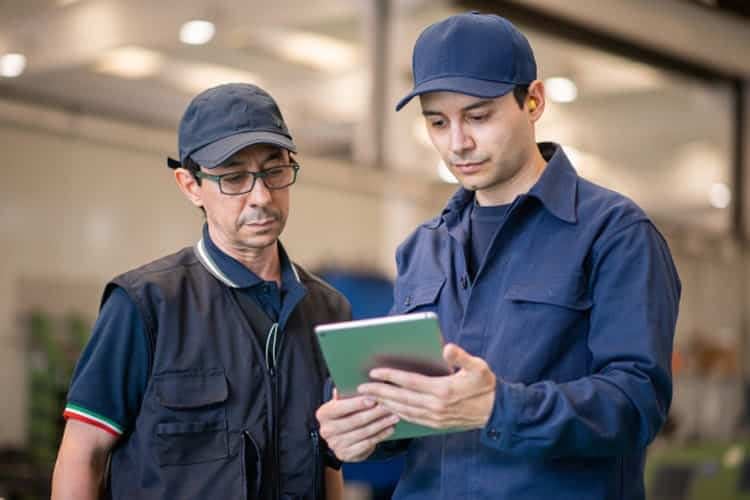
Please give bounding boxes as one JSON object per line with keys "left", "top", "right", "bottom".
{"left": 0, "top": 53, "right": 27, "bottom": 78}
{"left": 313, "top": 71, "right": 367, "bottom": 121}
{"left": 545, "top": 77, "right": 578, "bottom": 103}
{"left": 180, "top": 20, "right": 216, "bottom": 46}
{"left": 437, "top": 160, "right": 458, "bottom": 184}
{"left": 258, "top": 30, "right": 357, "bottom": 72}
{"left": 164, "top": 62, "right": 260, "bottom": 95}
{"left": 709, "top": 182, "right": 731, "bottom": 209}
{"left": 95, "top": 46, "right": 163, "bottom": 79}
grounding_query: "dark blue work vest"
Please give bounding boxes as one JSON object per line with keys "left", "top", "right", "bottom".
{"left": 102, "top": 246, "right": 350, "bottom": 499}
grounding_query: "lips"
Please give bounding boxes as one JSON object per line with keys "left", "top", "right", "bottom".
{"left": 245, "top": 218, "right": 276, "bottom": 227}
{"left": 453, "top": 161, "right": 485, "bottom": 175}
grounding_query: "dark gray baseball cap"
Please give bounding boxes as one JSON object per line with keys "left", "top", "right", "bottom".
{"left": 173, "top": 83, "right": 296, "bottom": 168}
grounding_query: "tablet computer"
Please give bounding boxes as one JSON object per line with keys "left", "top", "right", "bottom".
{"left": 315, "top": 312, "right": 456, "bottom": 441}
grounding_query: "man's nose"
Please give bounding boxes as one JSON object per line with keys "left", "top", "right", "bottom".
{"left": 450, "top": 123, "right": 474, "bottom": 155}
{"left": 247, "top": 178, "right": 272, "bottom": 206}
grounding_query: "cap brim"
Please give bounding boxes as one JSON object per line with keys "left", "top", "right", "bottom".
{"left": 190, "top": 131, "right": 297, "bottom": 168}
{"left": 395, "top": 76, "right": 516, "bottom": 111}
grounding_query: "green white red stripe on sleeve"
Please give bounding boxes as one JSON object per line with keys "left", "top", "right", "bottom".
{"left": 63, "top": 403, "right": 124, "bottom": 436}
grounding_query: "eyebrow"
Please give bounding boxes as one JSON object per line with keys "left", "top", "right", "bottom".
{"left": 422, "top": 99, "right": 494, "bottom": 117}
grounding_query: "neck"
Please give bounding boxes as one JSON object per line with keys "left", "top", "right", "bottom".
{"left": 475, "top": 145, "right": 547, "bottom": 206}
{"left": 207, "top": 226, "right": 282, "bottom": 285}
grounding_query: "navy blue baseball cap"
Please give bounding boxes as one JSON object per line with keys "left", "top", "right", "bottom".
{"left": 396, "top": 11, "right": 537, "bottom": 111}
{"left": 172, "top": 83, "right": 296, "bottom": 169}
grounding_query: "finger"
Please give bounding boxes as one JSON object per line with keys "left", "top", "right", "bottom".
{"left": 376, "top": 396, "right": 436, "bottom": 422}
{"left": 337, "top": 423, "right": 397, "bottom": 461}
{"left": 333, "top": 387, "right": 339, "bottom": 400}
{"left": 377, "top": 398, "right": 450, "bottom": 429}
{"left": 366, "top": 368, "right": 443, "bottom": 393}
{"left": 378, "top": 397, "right": 474, "bottom": 430}
{"left": 319, "top": 404, "right": 393, "bottom": 441}
{"left": 316, "top": 395, "right": 376, "bottom": 421}
{"left": 330, "top": 413, "right": 399, "bottom": 451}
{"left": 377, "top": 390, "right": 489, "bottom": 430}
{"left": 358, "top": 381, "right": 440, "bottom": 410}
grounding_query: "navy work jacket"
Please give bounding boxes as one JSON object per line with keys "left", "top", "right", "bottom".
{"left": 389, "top": 143, "right": 681, "bottom": 500}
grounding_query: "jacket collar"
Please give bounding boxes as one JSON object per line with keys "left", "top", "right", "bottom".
{"left": 434, "top": 142, "right": 578, "bottom": 230}
{"left": 527, "top": 142, "right": 578, "bottom": 224}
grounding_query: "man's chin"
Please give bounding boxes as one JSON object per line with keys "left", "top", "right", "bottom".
{"left": 246, "top": 232, "right": 279, "bottom": 246}
{"left": 458, "top": 179, "right": 481, "bottom": 191}
{"left": 238, "top": 222, "right": 285, "bottom": 248}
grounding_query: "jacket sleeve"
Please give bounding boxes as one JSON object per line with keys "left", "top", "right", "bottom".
{"left": 480, "top": 221, "right": 680, "bottom": 458}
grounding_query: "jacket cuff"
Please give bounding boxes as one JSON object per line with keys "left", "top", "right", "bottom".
{"left": 479, "top": 379, "right": 523, "bottom": 451}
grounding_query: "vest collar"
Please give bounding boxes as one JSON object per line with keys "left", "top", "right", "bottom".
{"left": 193, "top": 226, "right": 301, "bottom": 289}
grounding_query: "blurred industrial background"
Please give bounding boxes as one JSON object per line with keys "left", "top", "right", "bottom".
{"left": 0, "top": 0, "right": 749, "bottom": 498}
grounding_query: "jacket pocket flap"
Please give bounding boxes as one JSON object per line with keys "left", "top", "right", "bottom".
{"left": 156, "top": 420, "right": 227, "bottom": 435}
{"left": 395, "top": 278, "right": 445, "bottom": 310}
{"left": 154, "top": 371, "right": 228, "bottom": 409}
{"left": 505, "top": 277, "right": 592, "bottom": 311}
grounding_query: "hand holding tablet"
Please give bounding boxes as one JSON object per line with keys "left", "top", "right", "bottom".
{"left": 315, "top": 312, "right": 458, "bottom": 440}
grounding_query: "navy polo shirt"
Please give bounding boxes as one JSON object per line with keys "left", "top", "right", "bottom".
{"left": 389, "top": 143, "right": 681, "bottom": 499}
{"left": 63, "top": 225, "right": 304, "bottom": 436}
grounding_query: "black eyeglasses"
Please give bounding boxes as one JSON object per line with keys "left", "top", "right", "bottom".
{"left": 194, "top": 163, "right": 300, "bottom": 195}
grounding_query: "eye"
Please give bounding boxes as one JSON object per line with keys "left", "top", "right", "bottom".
{"left": 468, "top": 113, "right": 488, "bottom": 123}
{"left": 427, "top": 118, "right": 446, "bottom": 129}
{"left": 264, "top": 167, "right": 285, "bottom": 178}
{"left": 222, "top": 172, "right": 250, "bottom": 185}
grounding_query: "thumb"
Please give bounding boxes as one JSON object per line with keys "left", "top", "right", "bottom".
{"left": 443, "top": 343, "right": 480, "bottom": 371}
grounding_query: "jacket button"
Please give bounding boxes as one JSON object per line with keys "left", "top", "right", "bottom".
{"left": 404, "top": 295, "right": 412, "bottom": 307}
{"left": 460, "top": 275, "right": 469, "bottom": 289}
{"left": 487, "top": 428, "right": 500, "bottom": 440}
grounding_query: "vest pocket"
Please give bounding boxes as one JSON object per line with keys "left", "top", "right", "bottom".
{"left": 243, "top": 430, "right": 263, "bottom": 500}
{"left": 155, "top": 420, "right": 228, "bottom": 465}
{"left": 152, "top": 370, "right": 230, "bottom": 466}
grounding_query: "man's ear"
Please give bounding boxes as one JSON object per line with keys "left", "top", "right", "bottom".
{"left": 174, "top": 168, "right": 204, "bottom": 208}
{"left": 526, "top": 79, "right": 545, "bottom": 122}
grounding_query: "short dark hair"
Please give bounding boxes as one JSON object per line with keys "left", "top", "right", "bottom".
{"left": 182, "top": 156, "right": 202, "bottom": 185}
{"left": 512, "top": 84, "right": 530, "bottom": 108}
{"left": 181, "top": 156, "right": 205, "bottom": 216}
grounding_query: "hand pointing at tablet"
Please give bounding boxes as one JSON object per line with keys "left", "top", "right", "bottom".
{"left": 358, "top": 343, "right": 497, "bottom": 430}
{"left": 316, "top": 343, "right": 498, "bottom": 463}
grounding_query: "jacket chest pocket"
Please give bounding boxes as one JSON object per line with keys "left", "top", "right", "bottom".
{"left": 393, "top": 277, "right": 445, "bottom": 314}
{"left": 503, "top": 273, "right": 592, "bottom": 331}
{"left": 152, "top": 370, "right": 230, "bottom": 466}
{"left": 498, "top": 274, "right": 593, "bottom": 380}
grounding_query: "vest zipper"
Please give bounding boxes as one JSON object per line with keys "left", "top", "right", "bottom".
{"left": 311, "top": 429, "right": 321, "bottom": 499}
{"left": 265, "top": 322, "right": 281, "bottom": 499}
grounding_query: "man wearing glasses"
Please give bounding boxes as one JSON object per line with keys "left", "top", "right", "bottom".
{"left": 52, "top": 83, "right": 348, "bottom": 500}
